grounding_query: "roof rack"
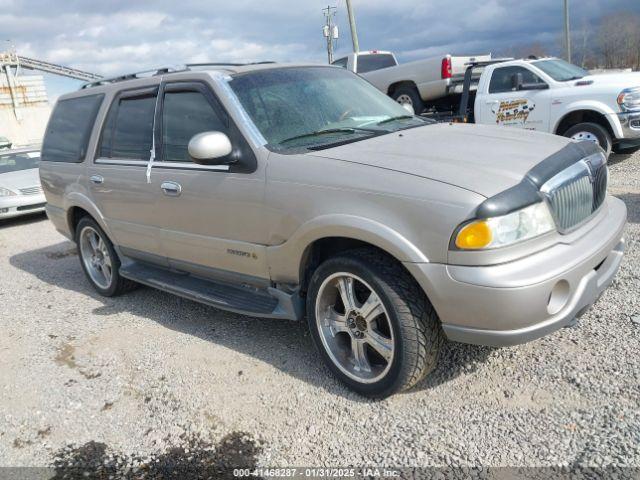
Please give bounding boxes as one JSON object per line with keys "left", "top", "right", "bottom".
{"left": 80, "top": 61, "right": 277, "bottom": 89}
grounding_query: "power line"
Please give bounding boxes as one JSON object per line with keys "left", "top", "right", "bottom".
{"left": 322, "top": 5, "right": 338, "bottom": 64}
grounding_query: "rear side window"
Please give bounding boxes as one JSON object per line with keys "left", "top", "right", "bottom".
{"left": 332, "top": 57, "right": 348, "bottom": 68}
{"left": 41, "top": 94, "right": 103, "bottom": 163}
{"left": 356, "top": 54, "right": 396, "bottom": 74}
{"left": 161, "top": 90, "right": 227, "bottom": 162}
{"left": 100, "top": 92, "right": 156, "bottom": 160}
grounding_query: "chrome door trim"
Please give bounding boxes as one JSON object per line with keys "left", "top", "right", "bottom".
{"left": 153, "top": 161, "right": 230, "bottom": 171}
{"left": 94, "top": 158, "right": 148, "bottom": 166}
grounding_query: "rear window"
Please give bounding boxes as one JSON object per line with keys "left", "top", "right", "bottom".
{"left": 100, "top": 92, "right": 156, "bottom": 160}
{"left": 356, "top": 54, "right": 396, "bottom": 74}
{"left": 41, "top": 94, "right": 104, "bottom": 163}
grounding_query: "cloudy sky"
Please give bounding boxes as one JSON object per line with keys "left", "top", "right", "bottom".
{"left": 1, "top": 0, "right": 638, "bottom": 100}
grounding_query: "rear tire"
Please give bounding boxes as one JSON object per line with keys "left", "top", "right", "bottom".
{"left": 391, "top": 85, "right": 425, "bottom": 115}
{"left": 563, "top": 122, "right": 612, "bottom": 157}
{"left": 306, "top": 248, "right": 443, "bottom": 398}
{"left": 75, "top": 217, "right": 138, "bottom": 297}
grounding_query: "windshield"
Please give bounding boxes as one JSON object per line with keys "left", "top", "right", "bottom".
{"left": 228, "top": 66, "right": 427, "bottom": 150}
{"left": 0, "top": 150, "right": 40, "bottom": 174}
{"left": 533, "top": 59, "right": 589, "bottom": 82}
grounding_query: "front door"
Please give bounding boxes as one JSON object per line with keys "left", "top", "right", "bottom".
{"left": 150, "top": 81, "right": 270, "bottom": 282}
{"left": 478, "top": 65, "right": 551, "bottom": 132}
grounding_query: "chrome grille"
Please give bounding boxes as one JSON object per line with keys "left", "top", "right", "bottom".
{"left": 541, "top": 153, "right": 608, "bottom": 233}
{"left": 18, "top": 185, "right": 43, "bottom": 195}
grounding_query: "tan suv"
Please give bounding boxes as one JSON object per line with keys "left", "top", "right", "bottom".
{"left": 40, "top": 63, "right": 626, "bottom": 397}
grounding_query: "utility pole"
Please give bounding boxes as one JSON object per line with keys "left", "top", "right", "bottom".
{"left": 345, "top": 0, "right": 360, "bottom": 53}
{"left": 322, "top": 6, "right": 338, "bottom": 64}
{"left": 564, "top": 0, "right": 571, "bottom": 63}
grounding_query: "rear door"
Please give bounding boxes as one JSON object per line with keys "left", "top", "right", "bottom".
{"left": 477, "top": 65, "right": 551, "bottom": 132}
{"left": 88, "top": 85, "right": 167, "bottom": 264}
{"left": 150, "top": 80, "right": 270, "bottom": 282}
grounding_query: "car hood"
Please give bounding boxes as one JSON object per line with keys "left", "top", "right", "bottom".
{"left": 577, "top": 71, "right": 640, "bottom": 89}
{"left": 0, "top": 168, "right": 41, "bottom": 191}
{"left": 308, "top": 123, "right": 574, "bottom": 198}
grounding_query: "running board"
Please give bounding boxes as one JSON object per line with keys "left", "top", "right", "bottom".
{"left": 119, "top": 261, "right": 303, "bottom": 320}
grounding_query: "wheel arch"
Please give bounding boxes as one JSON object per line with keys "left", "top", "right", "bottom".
{"left": 553, "top": 106, "right": 619, "bottom": 139}
{"left": 387, "top": 80, "right": 419, "bottom": 98}
{"left": 63, "top": 193, "right": 112, "bottom": 240}
{"left": 266, "top": 215, "right": 429, "bottom": 289}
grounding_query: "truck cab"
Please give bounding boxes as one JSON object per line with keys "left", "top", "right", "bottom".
{"left": 473, "top": 57, "right": 640, "bottom": 155}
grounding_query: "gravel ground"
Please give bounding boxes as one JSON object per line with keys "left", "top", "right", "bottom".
{"left": 0, "top": 150, "right": 639, "bottom": 476}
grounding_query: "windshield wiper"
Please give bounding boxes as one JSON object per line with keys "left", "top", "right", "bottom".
{"left": 376, "top": 115, "right": 415, "bottom": 125}
{"left": 278, "top": 127, "right": 380, "bottom": 145}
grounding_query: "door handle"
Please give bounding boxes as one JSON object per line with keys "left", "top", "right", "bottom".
{"left": 89, "top": 175, "right": 104, "bottom": 185}
{"left": 161, "top": 181, "right": 182, "bottom": 197}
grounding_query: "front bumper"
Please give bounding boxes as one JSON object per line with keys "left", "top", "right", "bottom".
{"left": 0, "top": 194, "right": 47, "bottom": 219}
{"left": 404, "top": 196, "right": 627, "bottom": 347}
{"left": 617, "top": 112, "right": 640, "bottom": 140}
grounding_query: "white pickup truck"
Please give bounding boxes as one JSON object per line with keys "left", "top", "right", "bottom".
{"left": 332, "top": 50, "right": 491, "bottom": 113}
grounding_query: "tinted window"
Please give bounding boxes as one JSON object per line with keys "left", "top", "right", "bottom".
{"left": 0, "top": 150, "right": 40, "bottom": 174}
{"left": 100, "top": 93, "right": 156, "bottom": 159}
{"left": 489, "top": 66, "right": 545, "bottom": 94}
{"left": 356, "top": 54, "right": 396, "bottom": 74}
{"left": 332, "top": 57, "right": 348, "bottom": 68}
{"left": 161, "top": 90, "right": 226, "bottom": 162}
{"left": 41, "top": 94, "right": 103, "bottom": 162}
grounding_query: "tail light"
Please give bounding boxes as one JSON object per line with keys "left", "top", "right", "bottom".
{"left": 441, "top": 57, "right": 452, "bottom": 79}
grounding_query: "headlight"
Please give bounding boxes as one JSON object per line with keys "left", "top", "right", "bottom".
{"left": 454, "top": 201, "right": 555, "bottom": 250}
{"left": 0, "top": 187, "right": 17, "bottom": 197}
{"left": 617, "top": 87, "right": 640, "bottom": 112}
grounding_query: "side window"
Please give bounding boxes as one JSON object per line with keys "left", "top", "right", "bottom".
{"left": 488, "top": 66, "right": 544, "bottom": 94}
{"left": 332, "top": 57, "right": 348, "bottom": 68}
{"left": 100, "top": 92, "right": 156, "bottom": 160}
{"left": 161, "top": 89, "right": 227, "bottom": 162}
{"left": 41, "top": 94, "right": 104, "bottom": 163}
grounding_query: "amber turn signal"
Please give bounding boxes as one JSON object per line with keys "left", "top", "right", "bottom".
{"left": 455, "top": 221, "right": 493, "bottom": 250}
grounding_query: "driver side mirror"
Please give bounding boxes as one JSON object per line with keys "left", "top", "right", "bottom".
{"left": 511, "top": 72, "right": 549, "bottom": 91}
{"left": 188, "top": 131, "right": 234, "bottom": 165}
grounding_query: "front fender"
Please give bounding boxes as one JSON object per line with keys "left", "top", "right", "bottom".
{"left": 266, "top": 214, "right": 428, "bottom": 284}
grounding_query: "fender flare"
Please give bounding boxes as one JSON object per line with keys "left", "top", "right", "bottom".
{"left": 63, "top": 192, "right": 114, "bottom": 240}
{"left": 553, "top": 101, "right": 622, "bottom": 138}
{"left": 266, "top": 214, "right": 428, "bottom": 284}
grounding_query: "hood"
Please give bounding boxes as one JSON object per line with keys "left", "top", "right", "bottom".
{"left": 308, "top": 123, "right": 573, "bottom": 198}
{"left": 577, "top": 71, "right": 640, "bottom": 89}
{"left": 0, "top": 168, "right": 41, "bottom": 192}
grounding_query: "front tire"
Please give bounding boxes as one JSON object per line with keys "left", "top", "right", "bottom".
{"left": 306, "top": 249, "right": 443, "bottom": 398}
{"left": 612, "top": 144, "right": 640, "bottom": 155}
{"left": 75, "top": 217, "right": 137, "bottom": 297}
{"left": 563, "top": 122, "right": 612, "bottom": 157}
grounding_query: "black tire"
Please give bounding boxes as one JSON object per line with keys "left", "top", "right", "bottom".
{"left": 306, "top": 248, "right": 443, "bottom": 398}
{"left": 75, "top": 216, "right": 138, "bottom": 297}
{"left": 612, "top": 144, "right": 640, "bottom": 155}
{"left": 391, "top": 85, "right": 425, "bottom": 115}
{"left": 563, "top": 122, "right": 612, "bottom": 157}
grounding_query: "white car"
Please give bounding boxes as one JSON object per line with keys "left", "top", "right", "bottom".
{"left": 0, "top": 147, "right": 46, "bottom": 220}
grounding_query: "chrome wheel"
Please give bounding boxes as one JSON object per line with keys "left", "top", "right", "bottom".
{"left": 79, "top": 226, "right": 113, "bottom": 290}
{"left": 396, "top": 94, "right": 413, "bottom": 107}
{"left": 315, "top": 272, "right": 395, "bottom": 384}
{"left": 570, "top": 131, "right": 600, "bottom": 145}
